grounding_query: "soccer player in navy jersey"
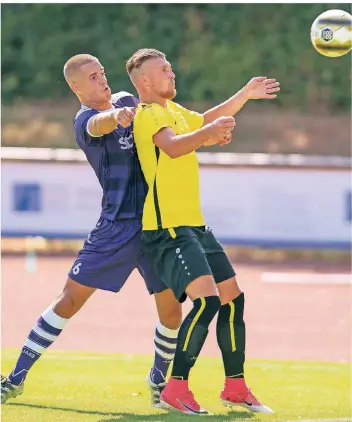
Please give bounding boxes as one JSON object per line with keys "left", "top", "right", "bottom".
{"left": 1, "top": 54, "right": 181, "bottom": 406}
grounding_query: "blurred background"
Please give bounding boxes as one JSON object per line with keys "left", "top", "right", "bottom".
{"left": 1, "top": 3, "right": 351, "bottom": 154}
{"left": 1, "top": 3, "right": 351, "bottom": 256}
{"left": 1, "top": 2, "right": 351, "bottom": 365}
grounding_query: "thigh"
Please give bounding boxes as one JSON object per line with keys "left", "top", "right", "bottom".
{"left": 194, "top": 226, "right": 236, "bottom": 284}
{"left": 68, "top": 217, "right": 141, "bottom": 293}
{"left": 142, "top": 227, "right": 213, "bottom": 302}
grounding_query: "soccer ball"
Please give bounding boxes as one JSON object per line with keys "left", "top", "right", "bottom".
{"left": 310, "top": 9, "right": 352, "bottom": 57}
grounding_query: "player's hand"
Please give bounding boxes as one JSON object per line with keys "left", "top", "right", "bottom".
{"left": 202, "top": 116, "right": 235, "bottom": 146}
{"left": 114, "top": 107, "right": 136, "bottom": 128}
{"left": 219, "top": 131, "right": 232, "bottom": 146}
{"left": 244, "top": 76, "right": 280, "bottom": 100}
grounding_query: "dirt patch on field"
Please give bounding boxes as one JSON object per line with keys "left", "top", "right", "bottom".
{"left": 2, "top": 256, "right": 350, "bottom": 362}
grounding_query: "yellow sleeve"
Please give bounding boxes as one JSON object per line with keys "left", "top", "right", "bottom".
{"left": 172, "top": 102, "right": 204, "bottom": 132}
{"left": 134, "top": 103, "right": 170, "bottom": 147}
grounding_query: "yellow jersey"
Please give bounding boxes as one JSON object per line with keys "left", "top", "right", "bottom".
{"left": 134, "top": 100, "right": 205, "bottom": 230}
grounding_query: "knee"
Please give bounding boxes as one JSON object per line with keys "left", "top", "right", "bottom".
{"left": 206, "top": 295, "right": 222, "bottom": 317}
{"left": 219, "top": 277, "right": 243, "bottom": 305}
{"left": 193, "top": 295, "right": 221, "bottom": 326}
{"left": 52, "top": 278, "right": 94, "bottom": 319}
{"left": 52, "top": 287, "right": 81, "bottom": 318}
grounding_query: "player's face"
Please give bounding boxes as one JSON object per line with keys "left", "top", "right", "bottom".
{"left": 145, "top": 58, "right": 176, "bottom": 99}
{"left": 75, "top": 61, "right": 111, "bottom": 102}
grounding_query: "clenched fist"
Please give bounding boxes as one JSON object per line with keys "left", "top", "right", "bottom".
{"left": 203, "top": 116, "right": 236, "bottom": 147}
{"left": 113, "top": 107, "right": 136, "bottom": 128}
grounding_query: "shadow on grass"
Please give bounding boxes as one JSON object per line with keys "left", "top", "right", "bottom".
{"left": 7, "top": 402, "right": 255, "bottom": 421}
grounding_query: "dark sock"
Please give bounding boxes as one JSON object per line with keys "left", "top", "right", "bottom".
{"left": 216, "top": 292, "right": 246, "bottom": 377}
{"left": 171, "top": 296, "right": 221, "bottom": 380}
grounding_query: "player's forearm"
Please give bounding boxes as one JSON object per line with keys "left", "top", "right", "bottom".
{"left": 166, "top": 127, "right": 210, "bottom": 158}
{"left": 203, "top": 87, "right": 249, "bottom": 125}
{"left": 88, "top": 111, "right": 117, "bottom": 136}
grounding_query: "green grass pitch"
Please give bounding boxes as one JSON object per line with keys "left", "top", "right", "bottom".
{"left": 1, "top": 349, "right": 351, "bottom": 421}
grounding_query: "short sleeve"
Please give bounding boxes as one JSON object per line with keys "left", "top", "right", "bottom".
{"left": 74, "top": 109, "right": 103, "bottom": 147}
{"left": 172, "top": 102, "right": 204, "bottom": 132}
{"left": 112, "top": 91, "right": 140, "bottom": 108}
{"left": 134, "top": 103, "right": 170, "bottom": 148}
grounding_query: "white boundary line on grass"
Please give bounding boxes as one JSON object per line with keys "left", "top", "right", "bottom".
{"left": 33, "top": 355, "right": 350, "bottom": 366}
{"left": 261, "top": 272, "right": 352, "bottom": 285}
{"left": 283, "top": 419, "right": 351, "bottom": 422}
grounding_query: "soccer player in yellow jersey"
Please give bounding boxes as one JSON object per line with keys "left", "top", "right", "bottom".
{"left": 126, "top": 48, "right": 280, "bottom": 415}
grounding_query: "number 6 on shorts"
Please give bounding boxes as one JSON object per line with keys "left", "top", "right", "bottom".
{"left": 72, "top": 263, "right": 82, "bottom": 275}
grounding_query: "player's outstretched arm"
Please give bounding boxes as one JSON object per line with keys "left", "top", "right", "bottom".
{"left": 153, "top": 116, "right": 235, "bottom": 159}
{"left": 87, "top": 107, "right": 135, "bottom": 136}
{"left": 203, "top": 77, "right": 280, "bottom": 125}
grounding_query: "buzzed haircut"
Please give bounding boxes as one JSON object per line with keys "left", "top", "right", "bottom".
{"left": 63, "top": 54, "right": 99, "bottom": 84}
{"left": 126, "top": 48, "right": 166, "bottom": 75}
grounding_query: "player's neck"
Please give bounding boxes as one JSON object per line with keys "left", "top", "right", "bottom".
{"left": 81, "top": 97, "right": 113, "bottom": 111}
{"left": 139, "top": 93, "right": 167, "bottom": 108}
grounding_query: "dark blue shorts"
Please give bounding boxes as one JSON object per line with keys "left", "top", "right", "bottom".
{"left": 68, "top": 217, "right": 168, "bottom": 294}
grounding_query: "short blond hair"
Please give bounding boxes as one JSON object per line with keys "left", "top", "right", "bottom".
{"left": 126, "top": 48, "right": 166, "bottom": 74}
{"left": 63, "top": 54, "right": 99, "bottom": 84}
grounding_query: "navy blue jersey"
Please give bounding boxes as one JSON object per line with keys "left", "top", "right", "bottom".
{"left": 74, "top": 92, "right": 147, "bottom": 221}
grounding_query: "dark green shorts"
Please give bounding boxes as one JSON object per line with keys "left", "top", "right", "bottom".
{"left": 141, "top": 226, "right": 236, "bottom": 302}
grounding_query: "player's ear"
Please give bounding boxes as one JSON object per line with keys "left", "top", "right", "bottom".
{"left": 71, "top": 81, "right": 80, "bottom": 95}
{"left": 143, "top": 74, "right": 151, "bottom": 88}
